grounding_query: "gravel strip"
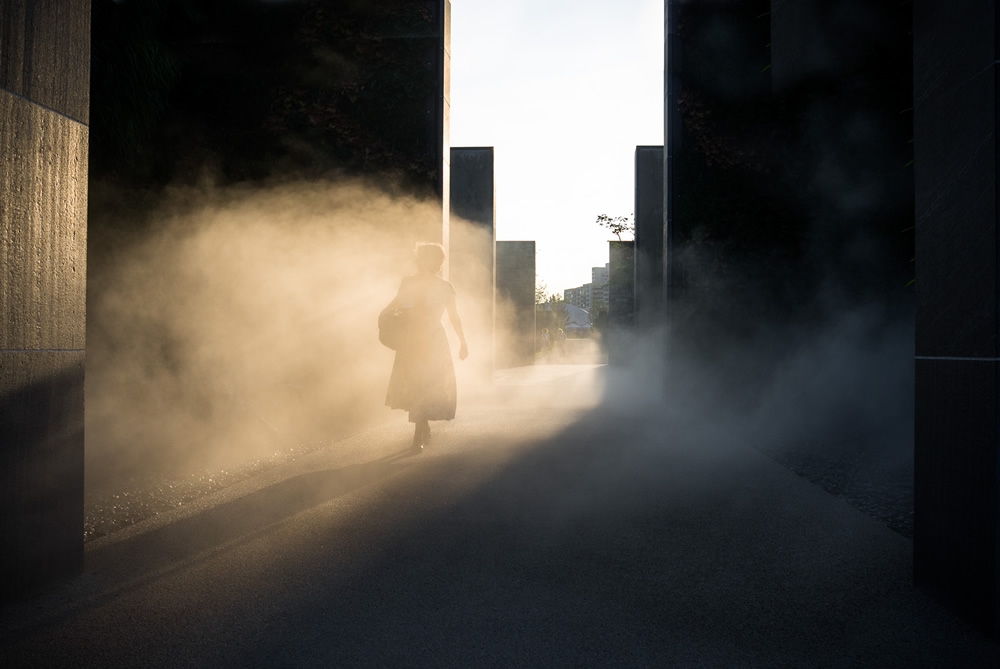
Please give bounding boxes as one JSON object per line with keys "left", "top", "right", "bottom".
{"left": 758, "top": 441, "right": 914, "bottom": 538}
{"left": 84, "top": 442, "right": 326, "bottom": 542}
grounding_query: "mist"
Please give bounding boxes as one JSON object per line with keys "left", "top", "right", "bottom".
{"left": 85, "top": 179, "right": 498, "bottom": 500}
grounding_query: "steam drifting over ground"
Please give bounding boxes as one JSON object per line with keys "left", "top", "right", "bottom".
{"left": 86, "top": 180, "right": 497, "bottom": 497}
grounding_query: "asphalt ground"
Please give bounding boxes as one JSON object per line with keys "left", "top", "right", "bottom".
{"left": 2, "top": 364, "right": 998, "bottom": 667}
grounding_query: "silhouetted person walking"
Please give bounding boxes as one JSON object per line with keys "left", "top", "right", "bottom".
{"left": 384, "top": 243, "right": 468, "bottom": 452}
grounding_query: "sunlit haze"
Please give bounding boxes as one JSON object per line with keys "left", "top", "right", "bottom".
{"left": 450, "top": 0, "right": 664, "bottom": 297}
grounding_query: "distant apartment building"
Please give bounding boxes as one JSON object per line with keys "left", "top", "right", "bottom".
{"left": 563, "top": 264, "right": 609, "bottom": 314}
{"left": 564, "top": 284, "right": 593, "bottom": 312}
{"left": 591, "top": 264, "right": 609, "bottom": 313}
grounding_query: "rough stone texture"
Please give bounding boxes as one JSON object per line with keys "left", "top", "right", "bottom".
{"left": 450, "top": 147, "right": 496, "bottom": 376}
{"left": 607, "top": 241, "right": 635, "bottom": 366}
{"left": 913, "top": 0, "right": 1000, "bottom": 635}
{"left": 1, "top": 0, "right": 89, "bottom": 596}
{"left": 0, "top": 0, "right": 90, "bottom": 123}
{"left": 0, "top": 351, "right": 85, "bottom": 594}
{"left": 496, "top": 241, "right": 535, "bottom": 368}
{"left": 634, "top": 146, "right": 663, "bottom": 330}
{"left": 0, "top": 89, "right": 87, "bottom": 351}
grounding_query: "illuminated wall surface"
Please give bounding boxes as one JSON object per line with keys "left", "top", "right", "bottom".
{"left": 634, "top": 146, "right": 664, "bottom": 330}
{"left": 496, "top": 241, "right": 535, "bottom": 368}
{"left": 607, "top": 240, "right": 635, "bottom": 366}
{"left": 912, "top": 1, "right": 1000, "bottom": 635}
{"left": 0, "top": 0, "right": 90, "bottom": 594}
{"left": 450, "top": 147, "right": 496, "bottom": 374}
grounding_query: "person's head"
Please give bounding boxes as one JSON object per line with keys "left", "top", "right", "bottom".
{"left": 415, "top": 242, "right": 446, "bottom": 275}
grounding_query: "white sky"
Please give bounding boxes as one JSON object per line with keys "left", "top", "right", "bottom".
{"left": 450, "top": 0, "right": 664, "bottom": 297}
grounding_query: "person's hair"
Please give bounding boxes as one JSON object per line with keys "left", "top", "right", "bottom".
{"left": 415, "top": 242, "right": 446, "bottom": 273}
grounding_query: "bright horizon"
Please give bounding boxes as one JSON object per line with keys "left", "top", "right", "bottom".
{"left": 450, "top": 0, "right": 664, "bottom": 298}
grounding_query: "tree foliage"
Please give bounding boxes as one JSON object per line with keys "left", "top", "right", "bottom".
{"left": 535, "top": 279, "right": 549, "bottom": 305}
{"left": 596, "top": 214, "right": 634, "bottom": 241}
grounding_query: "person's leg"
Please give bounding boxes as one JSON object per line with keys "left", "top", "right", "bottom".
{"left": 412, "top": 415, "right": 428, "bottom": 451}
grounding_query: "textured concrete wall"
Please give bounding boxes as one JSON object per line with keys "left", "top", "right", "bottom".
{"left": 496, "top": 241, "right": 535, "bottom": 368}
{"left": 0, "top": 0, "right": 89, "bottom": 595}
{"left": 913, "top": 0, "right": 1000, "bottom": 635}
{"left": 450, "top": 147, "right": 494, "bottom": 230}
{"left": 439, "top": 0, "right": 452, "bottom": 256}
{"left": 663, "top": 1, "right": 681, "bottom": 329}
{"left": 1, "top": 1, "right": 91, "bottom": 124}
{"left": 450, "top": 147, "right": 496, "bottom": 376}
{"left": 634, "top": 146, "right": 664, "bottom": 330}
{"left": 423, "top": 0, "right": 451, "bottom": 256}
{"left": 366, "top": 0, "right": 450, "bottom": 251}
{"left": 607, "top": 241, "right": 635, "bottom": 366}
{"left": 771, "top": 1, "right": 902, "bottom": 92}
{"left": 770, "top": 0, "right": 823, "bottom": 91}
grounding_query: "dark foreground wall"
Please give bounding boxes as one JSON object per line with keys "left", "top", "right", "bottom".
{"left": 0, "top": 0, "right": 90, "bottom": 595}
{"left": 913, "top": 0, "right": 1000, "bottom": 635}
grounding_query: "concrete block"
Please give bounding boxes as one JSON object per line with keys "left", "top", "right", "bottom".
{"left": 0, "top": 0, "right": 91, "bottom": 123}
{"left": 607, "top": 241, "right": 635, "bottom": 366}
{"left": 913, "top": 0, "right": 1000, "bottom": 635}
{"left": 1, "top": 1, "right": 88, "bottom": 596}
{"left": 771, "top": 0, "right": 893, "bottom": 93}
{"left": 0, "top": 351, "right": 85, "bottom": 595}
{"left": 450, "top": 148, "right": 495, "bottom": 226}
{"left": 914, "top": 358, "right": 999, "bottom": 630}
{"left": 0, "top": 89, "right": 88, "bottom": 351}
{"left": 496, "top": 241, "right": 535, "bottom": 368}
{"left": 914, "top": 26, "right": 997, "bottom": 358}
{"left": 634, "top": 146, "right": 664, "bottom": 330}
{"left": 356, "top": 1, "right": 450, "bottom": 248}
{"left": 451, "top": 147, "right": 496, "bottom": 376}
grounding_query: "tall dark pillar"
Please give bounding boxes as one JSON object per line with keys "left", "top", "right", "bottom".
{"left": 913, "top": 0, "right": 1000, "bottom": 635}
{"left": 663, "top": 1, "right": 680, "bottom": 313}
{"left": 450, "top": 147, "right": 496, "bottom": 377}
{"left": 770, "top": 0, "right": 840, "bottom": 91}
{"left": 367, "top": 0, "right": 451, "bottom": 252}
{"left": 439, "top": 1, "right": 452, "bottom": 261}
{"left": 400, "top": 0, "right": 451, "bottom": 253}
{"left": 634, "top": 146, "right": 664, "bottom": 330}
{"left": 607, "top": 241, "right": 635, "bottom": 366}
{"left": 0, "top": 0, "right": 90, "bottom": 595}
{"left": 496, "top": 241, "right": 535, "bottom": 368}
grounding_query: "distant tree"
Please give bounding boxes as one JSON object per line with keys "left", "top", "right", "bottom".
{"left": 535, "top": 295, "right": 569, "bottom": 339}
{"left": 596, "top": 214, "right": 634, "bottom": 241}
{"left": 548, "top": 294, "right": 569, "bottom": 327}
{"left": 535, "top": 278, "right": 550, "bottom": 305}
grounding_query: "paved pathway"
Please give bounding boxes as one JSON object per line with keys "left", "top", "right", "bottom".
{"left": 2, "top": 365, "right": 998, "bottom": 667}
